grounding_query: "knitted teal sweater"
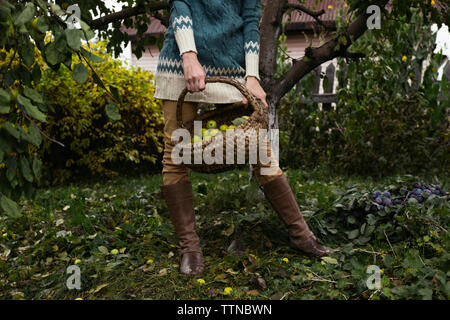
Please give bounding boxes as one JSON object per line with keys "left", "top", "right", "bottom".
{"left": 154, "top": 0, "right": 262, "bottom": 103}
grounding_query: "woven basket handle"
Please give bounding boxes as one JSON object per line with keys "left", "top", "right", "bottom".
{"left": 176, "top": 76, "right": 264, "bottom": 129}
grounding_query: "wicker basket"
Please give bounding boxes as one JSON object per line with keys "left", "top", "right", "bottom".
{"left": 170, "top": 76, "right": 269, "bottom": 173}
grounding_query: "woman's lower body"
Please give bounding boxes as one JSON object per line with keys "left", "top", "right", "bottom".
{"left": 160, "top": 99, "right": 329, "bottom": 276}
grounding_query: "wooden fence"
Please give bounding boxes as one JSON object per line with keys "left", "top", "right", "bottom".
{"left": 295, "top": 60, "right": 450, "bottom": 106}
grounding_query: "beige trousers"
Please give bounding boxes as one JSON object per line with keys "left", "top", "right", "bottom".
{"left": 161, "top": 100, "right": 283, "bottom": 185}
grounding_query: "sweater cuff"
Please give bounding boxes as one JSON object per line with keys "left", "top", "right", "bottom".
{"left": 173, "top": 16, "right": 198, "bottom": 56}
{"left": 244, "top": 41, "right": 260, "bottom": 81}
{"left": 245, "top": 51, "right": 260, "bottom": 81}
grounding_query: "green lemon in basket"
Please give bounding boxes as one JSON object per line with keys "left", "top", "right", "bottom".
{"left": 242, "top": 116, "right": 249, "bottom": 120}
{"left": 219, "top": 124, "right": 228, "bottom": 131}
{"left": 227, "top": 125, "right": 236, "bottom": 130}
{"left": 192, "top": 135, "right": 202, "bottom": 143}
{"left": 206, "top": 120, "right": 217, "bottom": 129}
{"left": 202, "top": 128, "right": 208, "bottom": 135}
{"left": 203, "top": 135, "right": 212, "bottom": 141}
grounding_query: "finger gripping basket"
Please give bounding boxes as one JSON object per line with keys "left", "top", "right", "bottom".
{"left": 171, "top": 76, "right": 269, "bottom": 173}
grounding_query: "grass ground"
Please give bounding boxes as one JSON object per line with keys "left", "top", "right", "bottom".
{"left": 0, "top": 167, "right": 448, "bottom": 300}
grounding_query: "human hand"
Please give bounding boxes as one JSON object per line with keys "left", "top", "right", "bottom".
{"left": 242, "top": 76, "right": 268, "bottom": 109}
{"left": 181, "top": 51, "right": 206, "bottom": 93}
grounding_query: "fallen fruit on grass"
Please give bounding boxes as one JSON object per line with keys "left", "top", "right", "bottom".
{"left": 110, "top": 249, "right": 119, "bottom": 255}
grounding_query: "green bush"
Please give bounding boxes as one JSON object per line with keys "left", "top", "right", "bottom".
{"left": 37, "top": 42, "right": 164, "bottom": 185}
{"left": 278, "top": 10, "right": 449, "bottom": 177}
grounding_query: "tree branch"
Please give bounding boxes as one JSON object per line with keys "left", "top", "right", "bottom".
{"left": 270, "top": 0, "right": 389, "bottom": 104}
{"left": 343, "top": 51, "right": 366, "bottom": 60}
{"left": 152, "top": 10, "right": 169, "bottom": 28}
{"left": 89, "top": 1, "right": 169, "bottom": 29}
{"left": 284, "top": 3, "right": 326, "bottom": 28}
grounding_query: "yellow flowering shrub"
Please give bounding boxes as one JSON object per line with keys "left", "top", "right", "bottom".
{"left": 36, "top": 42, "right": 164, "bottom": 184}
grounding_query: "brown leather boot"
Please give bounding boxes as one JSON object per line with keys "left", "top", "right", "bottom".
{"left": 161, "top": 180, "right": 205, "bottom": 276}
{"left": 260, "top": 174, "right": 329, "bottom": 257}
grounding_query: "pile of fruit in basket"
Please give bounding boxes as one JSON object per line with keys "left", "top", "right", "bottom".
{"left": 190, "top": 116, "right": 249, "bottom": 143}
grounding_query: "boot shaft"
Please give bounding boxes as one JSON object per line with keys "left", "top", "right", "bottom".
{"left": 260, "top": 174, "right": 313, "bottom": 239}
{"left": 161, "top": 180, "right": 201, "bottom": 254}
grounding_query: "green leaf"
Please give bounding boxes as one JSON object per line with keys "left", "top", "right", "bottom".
{"left": 19, "top": 40, "right": 35, "bottom": 67}
{"left": 65, "top": 28, "right": 81, "bottom": 51}
{"left": 0, "top": 106, "right": 10, "bottom": 114}
{"left": 80, "top": 20, "right": 95, "bottom": 40}
{"left": 49, "top": 3, "right": 65, "bottom": 16}
{"left": 0, "top": 195, "right": 21, "bottom": 218}
{"left": 32, "top": 157, "right": 42, "bottom": 180}
{"left": 23, "top": 87, "right": 44, "bottom": 104}
{"left": 109, "top": 85, "right": 121, "bottom": 104}
{"left": 73, "top": 63, "right": 88, "bottom": 84}
{"left": 26, "top": 125, "right": 42, "bottom": 147}
{"left": 98, "top": 246, "right": 109, "bottom": 254}
{"left": 105, "top": 101, "right": 121, "bottom": 121}
{"left": 17, "top": 94, "right": 47, "bottom": 122}
{"left": 347, "top": 229, "right": 360, "bottom": 240}
{"left": 54, "top": 32, "right": 68, "bottom": 53}
{"left": 418, "top": 288, "right": 433, "bottom": 300}
{"left": 6, "top": 157, "right": 17, "bottom": 182}
{"left": 20, "top": 157, "right": 33, "bottom": 183}
{"left": 0, "top": 135, "right": 9, "bottom": 154}
{"left": 36, "top": 16, "right": 49, "bottom": 33}
{"left": 80, "top": 47, "right": 104, "bottom": 63}
{"left": 321, "top": 256, "right": 338, "bottom": 265}
{"left": 45, "top": 42, "right": 59, "bottom": 65}
{"left": 0, "top": 88, "right": 11, "bottom": 105}
{"left": 2, "top": 122, "right": 20, "bottom": 140}
{"left": 14, "top": 2, "right": 35, "bottom": 27}
{"left": 32, "top": 65, "right": 42, "bottom": 83}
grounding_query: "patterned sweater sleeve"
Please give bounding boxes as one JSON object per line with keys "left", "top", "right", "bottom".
{"left": 242, "top": 0, "right": 262, "bottom": 81}
{"left": 170, "top": 0, "right": 197, "bottom": 56}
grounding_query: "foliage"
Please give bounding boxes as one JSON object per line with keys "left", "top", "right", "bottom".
{"left": 278, "top": 8, "right": 449, "bottom": 176}
{"left": 0, "top": 1, "right": 116, "bottom": 217}
{"left": 0, "top": 168, "right": 448, "bottom": 300}
{"left": 38, "top": 41, "right": 164, "bottom": 185}
{"left": 0, "top": 0, "right": 447, "bottom": 217}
